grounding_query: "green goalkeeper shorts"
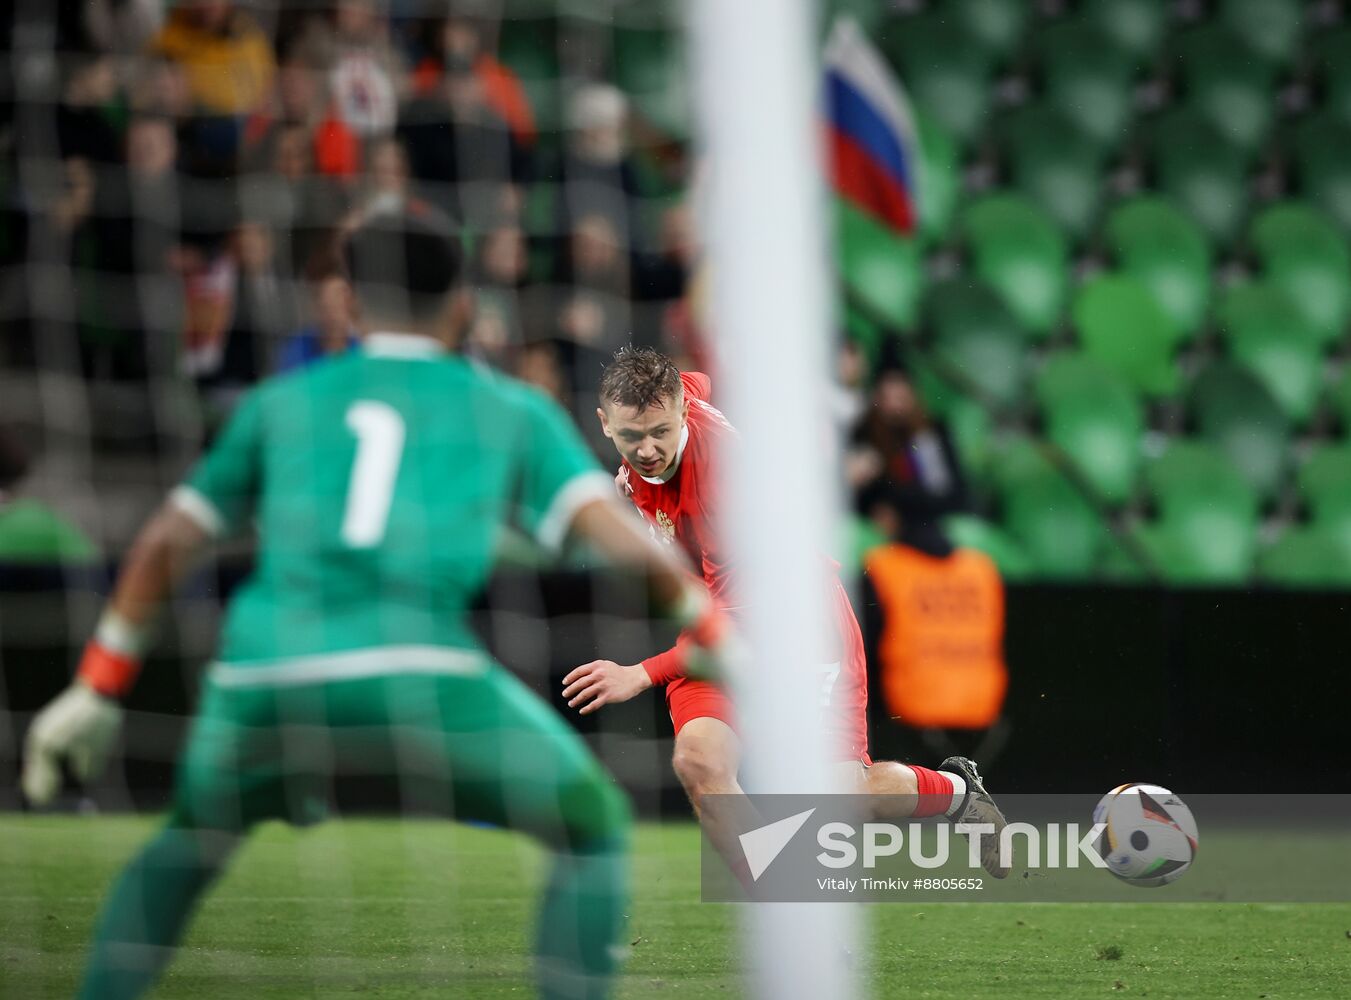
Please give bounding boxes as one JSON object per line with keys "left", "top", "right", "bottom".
{"left": 169, "top": 657, "right": 630, "bottom": 852}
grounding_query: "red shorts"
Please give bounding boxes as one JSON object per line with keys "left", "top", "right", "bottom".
{"left": 665, "top": 579, "right": 871, "bottom": 765}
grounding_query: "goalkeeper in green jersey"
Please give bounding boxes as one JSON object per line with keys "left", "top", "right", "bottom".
{"left": 20, "top": 206, "right": 728, "bottom": 1000}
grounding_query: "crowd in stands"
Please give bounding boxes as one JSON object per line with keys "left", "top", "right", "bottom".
{"left": 3, "top": 2, "right": 704, "bottom": 456}
{"left": 0, "top": 0, "right": 965, "bottom": 559}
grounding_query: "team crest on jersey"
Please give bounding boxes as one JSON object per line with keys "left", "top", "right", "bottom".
{"left": 655, "top": 509, "right": 676, "bottom": 543}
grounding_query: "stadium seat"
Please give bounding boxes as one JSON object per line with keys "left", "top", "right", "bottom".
{"left": 1071, "top": 274, "right": 1180, "bottom": 395}
{"left": 1189, "top": 361, "right": 1291, "bottom": 502}
{"left": 1174, "top": 25, "right": 1278, "bottom": 154}
{"left": 943, "top": 513, "right": 1035, "bottom": 580}
{"left": 880, "top": 12, "right": 993, "bottom": 148}
{"left": 1257, "top": 525, "right": 1351, "bottom": 588}
{"left": 1037, "top": 21, "right": 1138, "bottom": 151}
{"left": 1293, "top": 113, "right": 1351, "bottom": 238}
{"left": 1035, "top": 352, "right": 1144, "bottom": 504}
{"left": 1148, "top": 108, "right": 1250, "bottom": 246}
{"left": 994, "top": 439, "right": 1107, "bottom": 577}
{"left": 612, "top": 26, "right": 689, "bottom": 136}
{"left": 1249, "top": 202, "right": 1351, "bottom": 347}
{"left": 1102, "top": 196, "right": 1212, "bottom": 339}
{"left": 1086, "top": 0, "right": 1167, "bottom": 61}
{"left": 498, "top": 17, "right": 563, "bottom": 132}
{"left": 916, "top": 112, "right": 959, "bottom": 246}
{"left": 1216, "top": 282, "right": 1322, "bottom": 426}
{"left": 1139, "top": 441, "right": 1259, "bottom": 584}
{"left": 1219, "top": 0, "right": 1304, "bottom": 68}
{"left": 1003, "top": 106, "right": 1105, "bottom": 241}
{"left": 926, "top": 278, "right": 1028, "bottom": 409}
{"left": 1297, "top": 444, "right": 1351, "bottom": 524}
{"left": 838, "top": 199, "right": 924, "bottom": 333}
{"left": 961, "top": 193, "right": 1070, "bottom": 337}
{"left": 950, "top": 0, "right": 1028, "bottom": 63}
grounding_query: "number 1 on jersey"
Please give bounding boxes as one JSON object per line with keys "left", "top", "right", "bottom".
{"left": 342, "top": 401, "right": 405, "bottom": 548}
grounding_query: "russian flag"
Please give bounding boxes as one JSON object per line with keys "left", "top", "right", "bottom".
{"left": 825, "top": 18, "right": 922, "bottom": 236}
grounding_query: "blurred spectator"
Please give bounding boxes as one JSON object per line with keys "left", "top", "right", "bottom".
{"left": 831, "top": 340, "right": 868, "bottom": 435}
{"left": 556, "top": 83, "right": 642, "bottom": 245}
{"left": 849, "top": 364, "right": 967, "bottom": 546}
{"left": 187, "top": 220, "right": 294, "bottom": 417}
{"left": 77, "top": 115, "right": 188, "bottom": 381}
{"left": 149, "top": 1, "right": 276, "bottom": 117}
{"left": 321, "top": 0, "right": 406, "bottom": 140}
{"left": 412, "top": 14, "right": 536, "bottom": 147}
{"left": 277, "top": 271, "right": 358, "bottom": 372}
{"left": 634, "top": 200, "right": 695, "bottom": 302}
{"left": 346, "top": 134, "right": 413, "bottom": 219}
{"left": 466, "top": 221, "right": 528, "bottom": 368}
{"left": 57, "top": 55, "right": 123, "bottom": 167}
{"left": 0, "top": 429, "right": 98, "bottom": 564}
{"left": 243, "top": 37, "right": 357, "bottom": 178}
{"left": 396, "top": 49, "right": 526, "bottom": 226}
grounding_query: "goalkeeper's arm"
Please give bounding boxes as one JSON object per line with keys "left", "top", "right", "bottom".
{"left": 21, "top": 502, "right": 212, "bottom": 805}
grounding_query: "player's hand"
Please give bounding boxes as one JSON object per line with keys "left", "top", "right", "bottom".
{"left": 21, "top": 681, "right": 123, "bottom": 806}
{"left": 562, "top": 660, "right": 653, "bottom": 715}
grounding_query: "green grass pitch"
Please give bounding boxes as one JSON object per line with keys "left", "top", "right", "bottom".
{"left": 2, "top": 816, "right": 1348, "bottom": 998}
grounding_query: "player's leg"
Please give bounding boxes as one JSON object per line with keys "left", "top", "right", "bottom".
{"left": 397, "top": 668, "right": 632, "bottom": 1000}
{"left": 665, "top": 680, "right": 760, "bottom": 886}
{"left": 78, "top": 687, "right": 282, "bottom": 1000}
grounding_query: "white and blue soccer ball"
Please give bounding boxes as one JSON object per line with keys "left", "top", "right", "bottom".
{"left": 1093, "top": 783, "right": 1198, "bottom": 887}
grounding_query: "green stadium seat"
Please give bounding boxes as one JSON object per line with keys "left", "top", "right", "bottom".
{"left": 844, "top": 514, "right": 888, "bottom": 579}
{"left": 944, "top": 396, "right": 995, "bottom": 487}
{"left": 926, "top": 279, "right": 1028, "bottom": 409}
{"left": 916, "top": 112, "right": 959, "bottom": 246}
{"left": 880, "top": 13, "right": 994, "bottom": 148}
{"left": 1037, "top": 21, "right": 1138, "bottom": 151}
{"left": 1257, "top": 525, "right": 1351, "bottom": 588}
{"left": 1220, "top": 0, "right": 1304, "bottom": 67}
{"left": 838, "top": 199, "right": 924, "bottom": 333}
{"left": 1139, "top": 440, "right": 1259, "bottom": 584}
{"left": 612, "top": 26, "right": 689, "bottom": 136}
{"left": 1216, "top": 283, "right": 1322, "bottom": 426}
{"left": 961, "top": 193, "right": 1070, "bottom": 337}
{"left": 1086, "top": 0, "right": 1167, "bottom": 61}
{"left": 1034, "top": 353, "right": 1143, "bottom": 505}
{"left": 1003, "top": 106, "right": 1106, "bottom": 241}
{"left": 1249, "top": 202, "right": 1351, "bottom": 347}
{"left": 1189, "top": 361, "right": 1291, "bottom": 501}
{"left": 1148, "top": 109, "right": 1250, "bottom": 246}
{"left": 995, "top": 440, "right": 1108, "bottom": 578}
{"left": 1313, "top": 27, "right": 1351, "bottom": 126}
{"left": 1297, "top": 444, "right": 1351, "bottom": 524}
{"left": 1175, "top": 25, "right": 1278, "bottom": 154}
{"left": 498, "top": 17, "right": 563, "bottom": 132}
{"left": 1293, "top": 113, "right": 1351, "bottom": 238}
{"left": 943, "top": 513, "right": 1035, "bottom": 580}
{"left": 1102, "top": 196, "right": 1212, "bottom": 338}
{"left": 951, "top": 0, "right": 1029, "bottom": 63}
{"left": 1071, "top": 275, "right": 1180, "bottom": 395}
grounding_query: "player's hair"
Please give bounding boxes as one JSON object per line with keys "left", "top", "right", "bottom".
{"left": 599, "top": 347, "right": 683, "bottom": 412}
{"left": 342, "top": 206, "right": 463, "bottom": 324}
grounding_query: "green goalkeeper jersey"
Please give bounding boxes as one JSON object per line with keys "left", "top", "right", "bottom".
{"left": 171, "top": 333, "right": 611, "bottom": 677}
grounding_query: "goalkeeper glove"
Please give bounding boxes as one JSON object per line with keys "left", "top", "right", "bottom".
{"left": 21, "top": 631, "right": 139, "bottom": 806}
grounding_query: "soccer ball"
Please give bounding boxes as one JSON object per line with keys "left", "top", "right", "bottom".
{"left": 1093, "top": 783, "right": 1198, "bottom": 887}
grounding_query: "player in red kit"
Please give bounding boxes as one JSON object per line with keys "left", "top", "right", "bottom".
{"left": 562, "top": 348, "right": 1009, "bottom": 879}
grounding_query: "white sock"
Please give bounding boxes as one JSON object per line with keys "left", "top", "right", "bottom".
{"left": 942, "top": 771, "right": 967, "bottom": 817}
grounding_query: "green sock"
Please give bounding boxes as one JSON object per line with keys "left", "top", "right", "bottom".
{"left": 79, "top": 824, "right": 235, "bottom": 1000}
{"left": 535, "top": 841, "right": 630, "bottom": 1000}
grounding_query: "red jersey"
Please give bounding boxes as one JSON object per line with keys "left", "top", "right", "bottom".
{"left": 619, "top": 372, "right": 869, "bottom": 761}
